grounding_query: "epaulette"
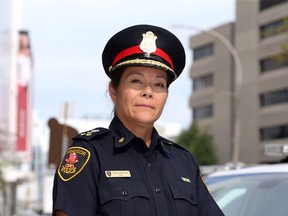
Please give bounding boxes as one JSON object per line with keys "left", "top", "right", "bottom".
{"left": 160, "top": 136, "right": 175, "bottom": 146}
{"left": 73, "top": 127, "right": 110, "bottom": 141}
{"left": 160, "top": 136, "right": 190, "bottom": 152}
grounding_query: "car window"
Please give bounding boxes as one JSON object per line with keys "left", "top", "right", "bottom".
{"left": 207, "top": 173, "right": 288, "bottom": 216}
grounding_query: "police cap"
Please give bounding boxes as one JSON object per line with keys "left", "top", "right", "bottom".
{"left": 102, "top": 24, "right": 186, "bottom": 83}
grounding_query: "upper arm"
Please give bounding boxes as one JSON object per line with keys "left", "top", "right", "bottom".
{"left": 54, "top": 211, "right": 68, "bottom": 216}
{"left": 53, "top": 142, "right": 99, "bottom": 215}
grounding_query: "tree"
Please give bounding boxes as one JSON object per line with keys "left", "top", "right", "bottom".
{"left": 0, "top": 160, "right": 4, "bottom": 191}
{"left": 176, "top": 122, "right": 218, "bottom": 165}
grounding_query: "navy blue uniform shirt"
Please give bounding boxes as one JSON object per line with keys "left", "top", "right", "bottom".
{"left": 53, "top": 116, "right": 224, "bottom": 216}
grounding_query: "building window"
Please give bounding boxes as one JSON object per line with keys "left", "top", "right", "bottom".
{"left": 193, "top": 74, "right": 214, "bottom": 91}
{"left": 193, "top": 105, "right": 213, "bottom": 120}
{"left": 260, "top": 54, "right": 288, "bottom": 72}
{"left": 260, "top": 89, "right": 288, "bottom": 107}
{"left": 260, "top": 125, "right": 288, "bottom": 141}
{"left": 260, "top": 0, "right": 288, "bottom": 11}
{"left": 193, "top": 43, "right": 214, "bottom": 60}
{"left": 260, "top": 17, "right": 288, "bottom": 39}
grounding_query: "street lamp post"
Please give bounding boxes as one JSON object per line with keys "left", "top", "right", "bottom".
{"left": 172, "top": 24, "right": 243, "bottom": 165}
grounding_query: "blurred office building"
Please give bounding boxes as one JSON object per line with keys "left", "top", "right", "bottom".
{"left": 0, "top": 1, "right": 36, "bottom": 215}
{"left": 190, "top": 0, "right": 288, "bottom": 164}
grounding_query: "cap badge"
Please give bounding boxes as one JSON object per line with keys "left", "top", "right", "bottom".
{"left": 140, "top": 31, "right": 157, "bottom": 54}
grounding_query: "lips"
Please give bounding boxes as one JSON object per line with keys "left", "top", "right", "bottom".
{"left": 136, "top": 104, "right": 154, "bottom": 109}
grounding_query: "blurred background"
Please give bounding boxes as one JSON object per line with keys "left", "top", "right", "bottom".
{"left": 0, "top": 0, "right": 288, "bottom": 215}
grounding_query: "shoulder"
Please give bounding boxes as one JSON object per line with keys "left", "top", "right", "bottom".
{"left": 73, "top": 127, "right": 110, "bottom": 141}
{"left": 159, "top": 136, "right": 190, "bottom": 153}
{"left": 160, "top": 136, "right": 198, "bottom": 160}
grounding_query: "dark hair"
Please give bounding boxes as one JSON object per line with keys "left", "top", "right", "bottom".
{"left": 110, "top": 68, "right": 126, "bottom": 90}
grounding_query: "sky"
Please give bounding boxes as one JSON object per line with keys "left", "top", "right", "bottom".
{"left": 21, "top": 0, "right": 236, "bottom": 129}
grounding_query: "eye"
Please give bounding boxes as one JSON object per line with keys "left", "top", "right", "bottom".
{"left": 131, "top": 79, "right": 142, "bottom": 84}
{"left": 155, "top": 82, "right": 166, "bottom": 88}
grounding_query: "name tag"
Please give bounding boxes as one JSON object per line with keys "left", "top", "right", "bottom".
{"left": 105, "top": 170, "right": 131, "bottom": 178}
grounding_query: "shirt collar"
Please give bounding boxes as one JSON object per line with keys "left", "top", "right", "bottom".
{"left": 109, "top": 115, "right": 135, "bottom": 148}
{"left": 109, "top": 115, "right": 167, "bottom": 152}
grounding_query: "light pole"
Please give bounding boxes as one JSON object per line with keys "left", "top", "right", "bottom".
{"left": 172, "top": 24, "right": 243, "bottom": 165}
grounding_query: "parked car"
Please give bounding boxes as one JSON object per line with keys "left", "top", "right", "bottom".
{"left": 205, "top": 163, "right": 288, "bottom": 216}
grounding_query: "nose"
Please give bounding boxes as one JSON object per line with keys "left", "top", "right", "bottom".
{"left": 141, "top": 86, "right": 153, "bottom": 98}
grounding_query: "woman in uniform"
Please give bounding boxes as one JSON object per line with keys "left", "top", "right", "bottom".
{"left": 53, "top": 24, "right": 224, "bottom": 216}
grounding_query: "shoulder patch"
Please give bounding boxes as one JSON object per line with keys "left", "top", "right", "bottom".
{"left": 73, "top": 127, "right": 109, "bottom": 141}
{"left": 58, "top": 146, "right": 90, "bottom": 181}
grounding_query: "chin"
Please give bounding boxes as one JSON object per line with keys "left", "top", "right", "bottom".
{"left": 134, "top": 114, "right": 159, "bottom": 125}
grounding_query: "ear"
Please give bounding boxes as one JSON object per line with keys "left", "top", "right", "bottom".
{"left": 108, "top": 82, "right": 117, "bottom": 103}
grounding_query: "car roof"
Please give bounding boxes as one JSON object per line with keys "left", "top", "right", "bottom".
{"left": 207, "top": 163, "right": 288, "bottom": 177}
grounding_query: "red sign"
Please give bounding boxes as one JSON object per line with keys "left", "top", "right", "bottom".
{"left": 16, "top": 31, "right": 33, "bottom": 152}
{"left": 17, "top": 85, "right": 28, "bottom": 151}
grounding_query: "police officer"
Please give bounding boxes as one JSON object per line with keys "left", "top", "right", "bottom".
{"left": 53, "top": 24, "right": 224, "bottom": 216}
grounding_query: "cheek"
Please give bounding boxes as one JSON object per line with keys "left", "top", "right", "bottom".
{"left": 117, "top": 89, "right": 136, "bottom": 106}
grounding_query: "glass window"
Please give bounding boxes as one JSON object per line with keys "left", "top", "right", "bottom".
{"left": 193, "top": 74, "right": 214, "bottom": 91}
{"left": 193, "top": 105, "right": 213, "bottom": 120}
{"left": 260, "top": 17, "right": 288, "bottom": 39}
{"left": 260, "top": 125, "right": 288, "bottom": 141}
{"left": 260, "top": 54, "right": 288, "bottom": 72}
{"left": 260, "top": 0, "right": 288, "bottom": 11}
{"left": 193, "top": 43, "right": 214, "bottom": 60}
{"left": 260, "top": 89, "right": 288, "bottom": 106}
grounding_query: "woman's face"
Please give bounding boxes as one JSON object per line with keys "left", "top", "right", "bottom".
{"left": 109, "top": 66, "right": 168, "bottom": 128}
{"left": 19, "top": 35, "right": 29, "bottom": 50}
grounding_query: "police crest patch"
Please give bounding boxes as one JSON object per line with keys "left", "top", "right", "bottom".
{"left": 58, "top": 147, "right": 90, "bottom": 181}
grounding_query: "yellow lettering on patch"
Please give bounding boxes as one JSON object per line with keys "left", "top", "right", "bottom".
{"left": 61, "top": 164, "right": 77, "bottom": 174}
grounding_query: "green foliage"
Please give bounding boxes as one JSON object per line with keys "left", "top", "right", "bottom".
{"left": 176, "top": 122, "right": 218, "bottom": 165}
{"left": 273, "top": 42, "right": 288, "bottom": 65}
{"left": 0, "top": 161, "right": 4, "bottom": 189}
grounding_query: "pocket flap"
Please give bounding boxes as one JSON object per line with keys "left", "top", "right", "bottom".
{"left": 99, "top": 179, "right": 149, "bottom": 204}
{"left": 169, "top": 181, "right": 198, "bottom": 205}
